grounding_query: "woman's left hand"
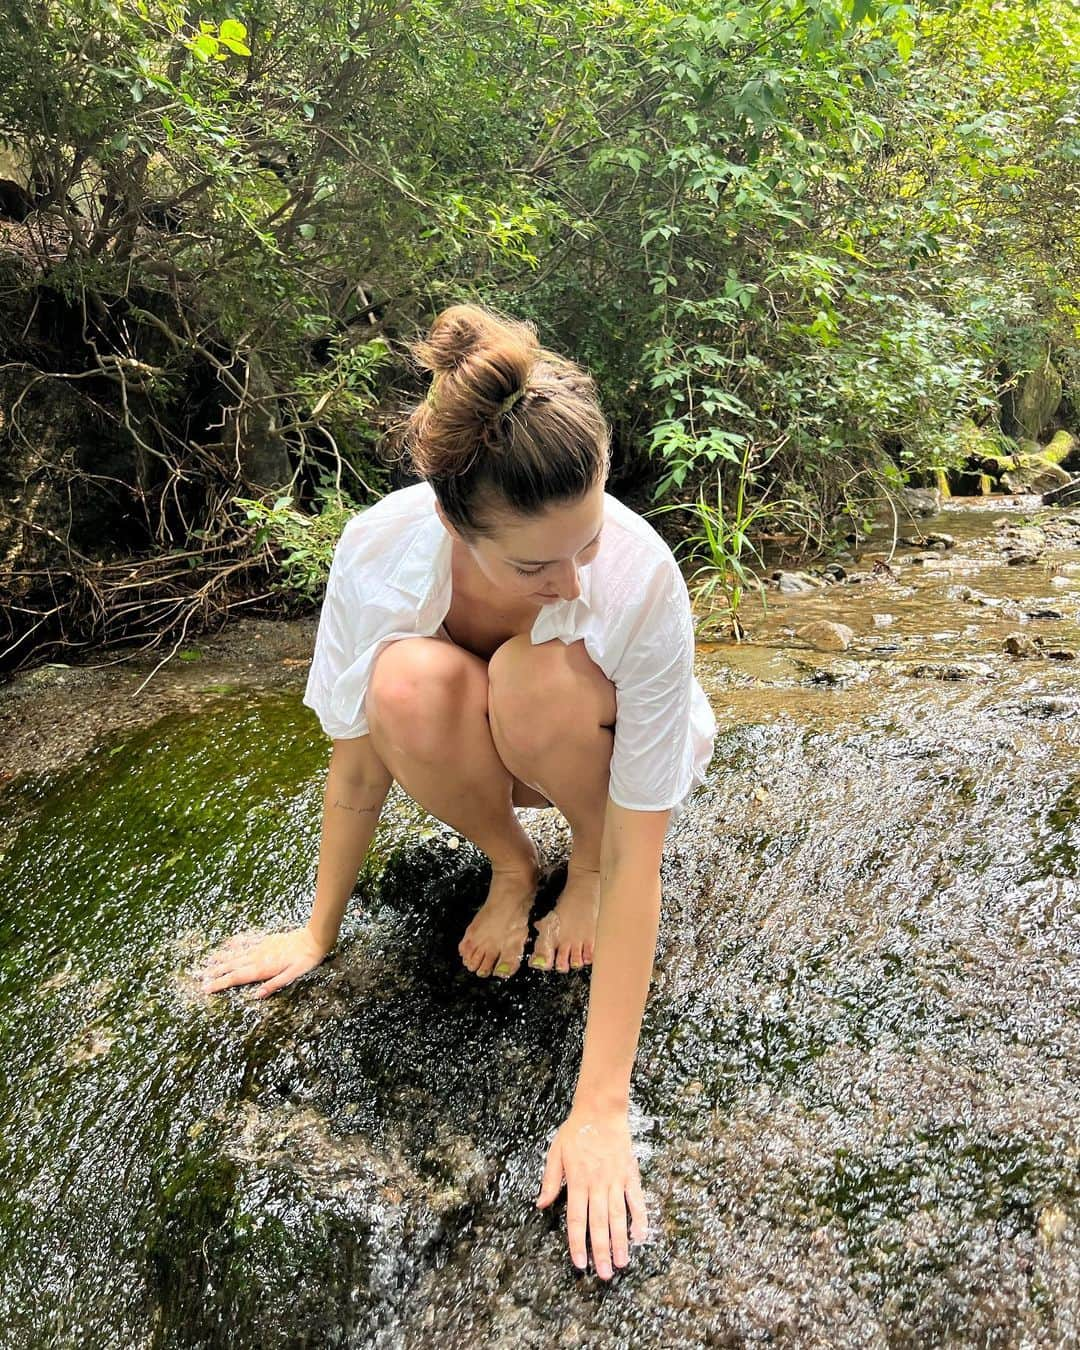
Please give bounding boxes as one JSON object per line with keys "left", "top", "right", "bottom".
{"left": 535, "top": 1104, "right": 649, "bottom": 1278}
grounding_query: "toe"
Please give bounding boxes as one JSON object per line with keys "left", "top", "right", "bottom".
{"left": 569, "top": 941, "right": 585, "bottom": 970}
{"left": 529, "top": 914, "right": 557, "bottom": 970}
{"left": 493, "top": 953, "right": 520, "bottom": 980}
{"left": 554, "top": 941, "right": 572, "bottom": 974}
{"left": 474, "top": 950, "right": 497, "bottom": 978}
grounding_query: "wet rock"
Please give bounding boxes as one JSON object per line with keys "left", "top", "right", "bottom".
{"left": 803, "top": 661, "right": 862, "bottom": 686}
{"left": 796, "top": 621, "right": 855, "bottom": 652}
{"left": 1045, "top": 648, "right": 1077, "bottom": 661}
{"left": 775, "top": 571, "right": 824, "bottom": 595}
{"left": 1005, "top": 551, "right": 1041, "bottom": 567}
{"left": 923, "top": 533, "right": 955, "bottom": 550}
{"left": 872, "top": 613, "right": 896, "bottom": 628}
{"left": 1023, "top": 606, "right": 1064, "bottom": 620}
{"left": 1001, "top": 525, "right": 1047, "bottom": 553}
{"left": 907, "top": 660, "right": 996, "bottom": 681}
{"left": 821, "top": 564, "right": 847, "bottom": 583}
{"left": 1004, "top": 633, "right": 1041, "bottom": 658}
{"left": 900, "top": 487, "right": 941, "bottom": 516}
{"left": 1041, "top": 477, "right": 1080, "bottom": 508}
{"left": 1002, "top": 459, "right": 1072, "bottom": 495}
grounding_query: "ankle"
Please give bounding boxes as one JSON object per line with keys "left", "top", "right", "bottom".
{"left": 489, "top": 840, "right": 540, "bottom": 879}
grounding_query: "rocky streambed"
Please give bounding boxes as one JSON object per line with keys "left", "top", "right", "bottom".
{"left": 1, "top": 495, "right": 1079, "bottom": 1347}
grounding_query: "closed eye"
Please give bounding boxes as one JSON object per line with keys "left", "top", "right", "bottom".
{"left": 510, "top": 531, "right": 602, "bottom": 578}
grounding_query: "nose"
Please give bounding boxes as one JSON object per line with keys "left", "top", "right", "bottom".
{"left": 552, "top": 559, "right": 581, "bottom": 601}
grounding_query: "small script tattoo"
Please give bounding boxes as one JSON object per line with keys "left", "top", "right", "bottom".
{"left": 332, "top": 798, "right": 379, "bottom": 814}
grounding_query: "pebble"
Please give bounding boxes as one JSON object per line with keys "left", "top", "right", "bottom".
{"left": 1004, "top": 633, "right": 1040, "bottom": 658}
{"left": 796, "top": 621, "right": 855, "bottom": 652}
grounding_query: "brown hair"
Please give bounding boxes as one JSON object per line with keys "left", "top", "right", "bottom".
{"left": 396, "top": 303, "right": 610, "bottom": 538}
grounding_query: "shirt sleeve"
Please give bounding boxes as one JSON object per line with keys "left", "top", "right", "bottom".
{"left": 606, "top": 560, "right": 702, "bottom": 812}
{"left": 301, "top": 516, "right": 412, "bottom": 740}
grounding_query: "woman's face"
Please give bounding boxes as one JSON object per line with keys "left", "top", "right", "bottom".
{"left": 441, "top": 480, "right": 607, "bottom": 604}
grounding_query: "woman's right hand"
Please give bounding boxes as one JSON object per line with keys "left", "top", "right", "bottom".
{"left": 200, "top": 926, "right": 332, "bottom": 999}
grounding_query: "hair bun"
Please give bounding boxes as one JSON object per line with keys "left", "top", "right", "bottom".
{"left": 418, "top": 306, "right": 498, "bottom": 378}
{"left": 393, "top": 302, "right": 610, "bottom": 525}
{"left": 412, "top": 303, "right": 539, "bottom": 409}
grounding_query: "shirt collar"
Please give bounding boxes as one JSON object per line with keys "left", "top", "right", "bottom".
{"left": 385, "top": 491, "right": 595, "bottom": 615}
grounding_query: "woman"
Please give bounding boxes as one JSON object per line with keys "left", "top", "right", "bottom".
{"left": 202, "top": 304, "right": 717, "bottom": 1281}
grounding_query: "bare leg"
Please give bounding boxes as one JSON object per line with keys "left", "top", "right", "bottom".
{"left": 487, "top": 636, "right": 615, "bottom": 974}
{"left": 365, "top": 637, "right": 542, "bottom": 979}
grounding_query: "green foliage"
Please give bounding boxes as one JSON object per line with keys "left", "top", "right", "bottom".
{"left": 0, "top": 0, "right": 1078, "bottom": 588}
{"left": 233, "top": 485, "right": 366, "bottom": 602}
{"left": 647, "top": 441, "right": 813, "bottom": 638}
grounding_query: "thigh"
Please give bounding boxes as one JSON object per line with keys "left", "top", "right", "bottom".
{"left": 489, "top": 635, "right": 617, "bottom": 732}
{"left": 376, "top": 630, "right": 554, "bottom": 809}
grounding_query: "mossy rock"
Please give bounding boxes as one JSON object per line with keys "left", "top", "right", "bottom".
{"left": 1002, "top": 456, "right": 1073, "bottom": 494}
{"left": 1043, "top": 429, "right": 1079, "bottom": 467}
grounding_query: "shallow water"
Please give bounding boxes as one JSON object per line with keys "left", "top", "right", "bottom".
{"left": 1, "top": 499, "right": 1079, "bottom": 1347}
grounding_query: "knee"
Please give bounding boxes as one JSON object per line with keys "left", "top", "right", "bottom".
{"left": 487, "top": 636, "right": 587, "bottom": 760}
{"left": 366, "top": 639, "right": 480, "bottom": 761}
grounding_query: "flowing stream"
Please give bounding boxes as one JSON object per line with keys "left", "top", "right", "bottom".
{"left": 1, "top": 498, "right": 1079, "bottom": 1347}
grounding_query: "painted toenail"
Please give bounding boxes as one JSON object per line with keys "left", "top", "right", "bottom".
{"left": 530, "top": 957, "right": 548, "bottom": 969}
{"left": 495, "top": 961, "right": 511, "bottom": 975}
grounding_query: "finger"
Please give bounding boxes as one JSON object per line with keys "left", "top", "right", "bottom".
{"left": 254, "top": 966, "right": 301, "bottom": 999}
{"left": 203, "top": 963, "right": 258, "bottom": 993}
{"left": 201, "top": 953, "right": 245, "bottom": 975}
{"left": 536, "top": 1140, "right": 565, "bottom": 1208}
{"left": 588, "top": 1190, "right": 613, "bottom": 1280}
{"left": 609, "top": 1185, "right": 630, "bottom": 1268}
{"left": 566, "top": 1181, "right": 589, "bottom": 1272}
{"left": 625, "top": 1173, "right": 649, "bottom": 1244}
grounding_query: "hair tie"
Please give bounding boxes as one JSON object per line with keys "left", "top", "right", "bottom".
{"left": 497, "top": 386, "right": 527, "bottom": 415}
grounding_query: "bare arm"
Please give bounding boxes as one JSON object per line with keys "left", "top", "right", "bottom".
{"left": 202, "top": 733, "right": 393, "bottom": 995}
{"left": 536, "top": 796, "right": 670, "bottom": 1278}
{"left": 573, "top": 798, "right": 669, "bottom": 1111}
{"left": 307, "top": 735, "right": 393, "bottom": 950}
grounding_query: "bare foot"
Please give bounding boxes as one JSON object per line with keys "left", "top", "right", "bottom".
{"left": 458, "top": 852, "right": 540, "bottom": 979}
{"left": 529, "top": 863, "right": 600, "bottom": 973}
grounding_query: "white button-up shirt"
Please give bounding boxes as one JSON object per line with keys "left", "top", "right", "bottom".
{"left": 303, "top": 481, "right": 716, "bottom": 818}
